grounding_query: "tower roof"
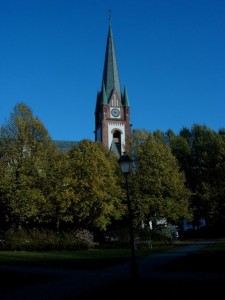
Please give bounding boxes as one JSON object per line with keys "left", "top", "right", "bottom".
{"left": 123, "top": 86, "right": 130, "bottom": 107}
{"left": 102, "top": 24, "right": 121, "bottom": 100}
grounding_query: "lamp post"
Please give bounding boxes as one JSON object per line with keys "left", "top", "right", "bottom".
{"left": 118, "top": 152, "right": 138, "bottom": 281}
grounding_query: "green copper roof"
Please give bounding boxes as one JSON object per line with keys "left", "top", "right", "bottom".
{"left": 123, "top": 87, "right": 130, "bottom": 107}
{"left": 102, "top": 25, "right": 121, "bottom": 100}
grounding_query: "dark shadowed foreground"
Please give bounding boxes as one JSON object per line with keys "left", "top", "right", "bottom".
{"left": 0, "top": 240, "right": 224, "bottom": 300}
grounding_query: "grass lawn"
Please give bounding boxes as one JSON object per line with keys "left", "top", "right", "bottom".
{"left": 0, "top": 239, "right": 225, "bottom": 297}
{"left": 0, "top": 247, "right": 163, "bottom": 269}
{"left": 0, "top": 243, "right": 176, "bottom": 294}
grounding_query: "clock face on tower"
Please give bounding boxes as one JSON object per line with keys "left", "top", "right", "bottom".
{"left": 111, "top": 108, "right": 120, "bottom": 117}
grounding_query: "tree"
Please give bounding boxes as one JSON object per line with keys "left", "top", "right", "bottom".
{"left": 130, "top": 129, "right": 192, "bottom": 228}
{"left": 67, "top": 140, "right": 125, "bottom": 231}
{"left": 0, "top": 102, "right": 67, "bottom": 229}
{"left": 170, "top": 124, "right": 225, "bottom": 227}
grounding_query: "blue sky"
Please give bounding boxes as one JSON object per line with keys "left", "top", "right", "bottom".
{"left": 1, "top": 0, "right": 225, "bottom": 141}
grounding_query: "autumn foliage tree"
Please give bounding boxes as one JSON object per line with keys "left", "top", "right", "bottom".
{"left": 0, "top": 103, "right": 68, "bottom": 229}
{"left": 1, "top": 103, "right": 225, "bottom": 239}
{"left": 67, "top": 140, "right": 125, "bottom": 232}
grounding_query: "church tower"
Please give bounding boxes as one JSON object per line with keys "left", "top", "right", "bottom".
{"left": 95, "top": 23, "right": 131, "bottom": 157}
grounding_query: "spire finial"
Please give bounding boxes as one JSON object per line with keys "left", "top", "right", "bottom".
{"left": 108, "top": 9, "right": 111, "bottom": 24}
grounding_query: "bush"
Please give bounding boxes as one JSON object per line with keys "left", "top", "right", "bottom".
{"left": 1, "top": 228, "right": 95, "bottom": 251}
{"left": 151, "top": 224, "right": 179, "bottom": 245}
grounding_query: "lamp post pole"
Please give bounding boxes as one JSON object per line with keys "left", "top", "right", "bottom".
{"left": 118, "top": 153, "right": 138, "bottom": 281}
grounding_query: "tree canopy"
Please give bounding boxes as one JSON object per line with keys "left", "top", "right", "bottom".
{"left": 130, "top": 129, "right": 192, "bottom": 227}
{"left": 67, "top": 139, "right": 125, "bottom": 231}
{"left": 1, "top": 103, "right": 225, "bottom": 236}
{"left": 0, "top": 102, "right": 62, "bottom": 228}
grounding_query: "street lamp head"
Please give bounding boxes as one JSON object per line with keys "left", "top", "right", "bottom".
{"left": 118, "top": 152, "right": 133, "bottom": 174}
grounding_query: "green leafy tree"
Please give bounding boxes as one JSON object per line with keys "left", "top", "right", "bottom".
{"left": 33, "top": 146, "right": 73, "bottom": 229}
{"left": 0, "top": 103, "right": 68, "bottom": 229}
{"left": 67, "top": 140, "right": 125, "bottom": 231}
{"left": 175, "top": 124, "right": 225, "bottom": 226}
{"left": 130, "top": 129, "right": 192, "bottom": 228}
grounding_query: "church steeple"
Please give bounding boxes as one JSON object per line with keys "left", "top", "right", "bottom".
{"left": 95, "top": 23, "right": 131, "bottom": 156}
{"left": 102, "top": 25, "right": 121, "bottom": 100}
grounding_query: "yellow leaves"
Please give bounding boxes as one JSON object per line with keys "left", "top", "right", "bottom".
{"left": 67, "top": 140, "right": 124, "bottom": 230}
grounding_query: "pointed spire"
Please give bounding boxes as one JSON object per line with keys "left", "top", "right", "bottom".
{"left": 102, "top": 24, "right": 121, "bottom": 101}
{"left": 123, "top": 86, "right": 130, "bottom": 107}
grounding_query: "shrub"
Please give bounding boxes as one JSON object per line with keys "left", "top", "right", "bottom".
{"left": 1, "top": 228, "right": 95, "bottom": 251}
{"left": 151, "top": 224, "right": 179, "bottom": 244}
